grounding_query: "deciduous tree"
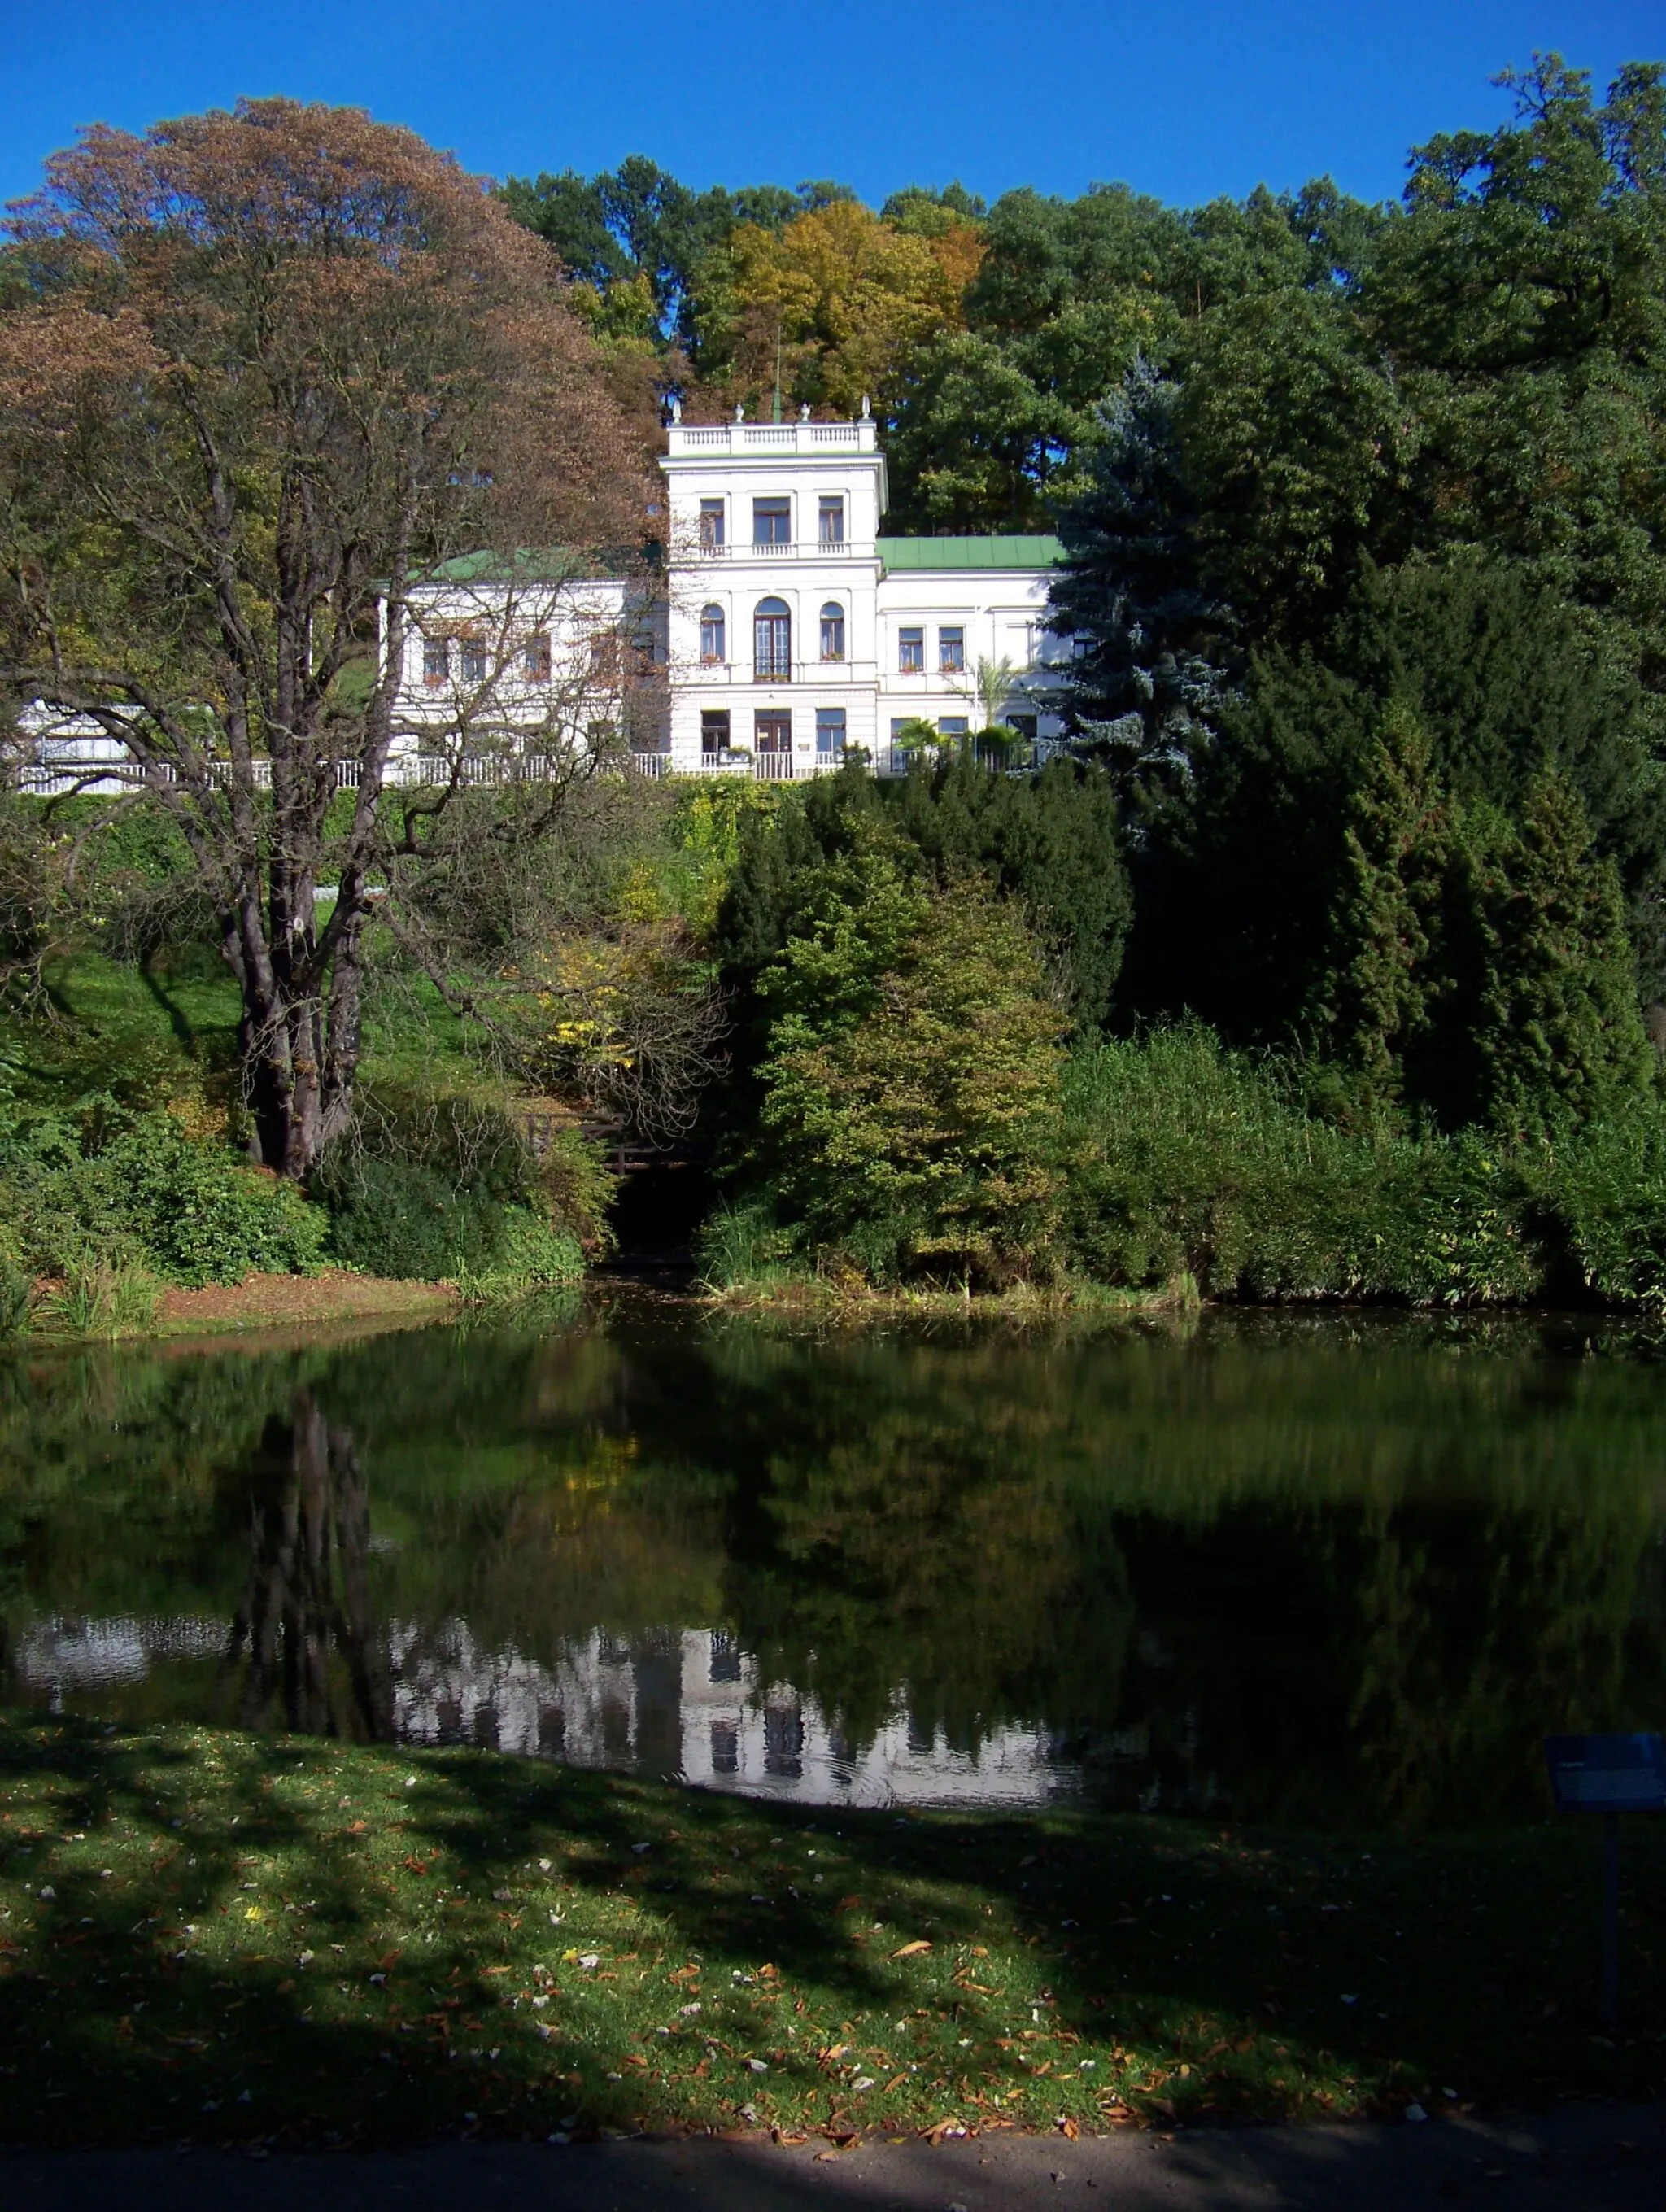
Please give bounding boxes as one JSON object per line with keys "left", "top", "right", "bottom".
{"left": 0, "top": 100, "right": 647, "bottom": 1176}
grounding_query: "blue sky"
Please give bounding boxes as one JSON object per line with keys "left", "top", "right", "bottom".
{"left": 2, "top": 2, "right": 1659, "bottom": 214}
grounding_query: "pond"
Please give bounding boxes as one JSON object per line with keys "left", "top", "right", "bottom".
{"left": 2, "top": 1293, "right": 1664, "bottom": 1829}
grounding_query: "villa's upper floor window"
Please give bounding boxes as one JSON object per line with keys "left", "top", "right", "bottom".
{"left": 699, "top": 498, "right": 725, "bottom": 550}
{"left": 523, "top": 633, "right": 552, "bottom": 682}
{"left": 818, "top": 495, "right": 845, "bottom": 545}
{"left": 422, "top": 638, "right": 450, "bottom": 686}
{"left": 819, "top": 602, "right": 845, "bottom": 661}
{"left": 939, "top": 626, "right": 965, "bottom": 674}
{"left": 460, "top": 639, "right": 489, "bottom": 684}
{"left": 700, "top": 604, "right": 726, "bottom": 664}
{"left": 753, "top": 496, "right": 791, "bottom": 547}
{"left": 898, "top": 626, "right": 924, "bottom": 674}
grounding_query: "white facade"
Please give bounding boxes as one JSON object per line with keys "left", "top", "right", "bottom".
{"left": 660, "top": 412, "right": 1066, "bottom": 779}
{"left": 12, "top": 416, "right": 1068, "bottom": 794}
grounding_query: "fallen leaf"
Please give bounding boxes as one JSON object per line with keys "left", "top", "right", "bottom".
{"left": 889, "top": 1939, "right": 932, "bottom": 1959}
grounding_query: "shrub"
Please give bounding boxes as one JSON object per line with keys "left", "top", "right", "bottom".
{"left": 456, "top": 1207, "right": 587, "bottom": 1299}
{"left": 1060, "top": 1026, "right": 1542, "bottom": 1305}
{"left": 313, "top": 1084, "right": 614, "bottom": 1281}
{"left": 0, "top": 1230, "right": 30, "bottom": 1335}
{"left": 42, "top": 1260, "right": 162, "bottom": 1337}
{"left": 0, "top": 1104, "right": 328, "bottom": 1288}
{"left": 753, "top": 866, "right": 1066, "bottom": 1285}
{"left": 314, "top": 1154, "right": 508, "bottom": 1281}
{"left": 695, "top": 1197, "right": 805, "bottom": 1292}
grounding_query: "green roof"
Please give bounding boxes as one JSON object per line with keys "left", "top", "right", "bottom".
{"left": 413, "top": 548, "right": 627, "bottom": 586}
{"left": 877, "top": 534, "right": 1063, "bottom": 574}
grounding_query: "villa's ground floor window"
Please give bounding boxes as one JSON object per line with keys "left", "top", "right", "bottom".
{"left": 701, "top": 709, "right": 731, "bottom": 756}
{"left": 816, "top": 707, "right": 846, "bottom": 756}
{"left": 755, "top": 711, "right": 792, "bottom": 753}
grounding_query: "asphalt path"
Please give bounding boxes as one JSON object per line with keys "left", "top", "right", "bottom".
{"left": 7, "top": 2106, "right": 1666, "bottom": 2212}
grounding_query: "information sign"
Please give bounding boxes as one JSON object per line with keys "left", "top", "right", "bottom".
{"left": 1543, "top": 1732, "right": 1666, "bottom": 1814}
{"left": 1543, "top": 1731, "right": 1666, "bottom": 2033}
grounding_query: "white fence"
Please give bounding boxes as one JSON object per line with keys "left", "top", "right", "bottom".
{"left": 15, "top": 739, "right": 1064, "bottom": 799}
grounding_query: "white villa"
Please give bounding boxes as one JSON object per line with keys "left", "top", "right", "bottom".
{"left": 14, "top": 410, "right": 1071, "bottom": 791}
{"left": 652, "top": 405, "right": 1067, "bottom": 778}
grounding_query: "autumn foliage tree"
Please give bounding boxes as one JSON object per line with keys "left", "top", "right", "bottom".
{"left": 0, "top": 100, "right": 646, "bottom": 1177}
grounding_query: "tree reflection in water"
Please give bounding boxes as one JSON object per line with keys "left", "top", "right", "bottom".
{"left": 7, "top": 1307, "right": 1666, "bottom": 1824}
{"left": 220, "top": 1393, "right": 390, "bottom": 1742}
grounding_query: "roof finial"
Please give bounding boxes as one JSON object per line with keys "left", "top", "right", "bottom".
{"left": 734, "top": 402, "right": 745, "bottom": 424}
{"left": 859, "top": 393, "right": 871, "bottom": 421}
{"left": 800, "top": 402, "right": 811, "bottom": 422}
{"left": 669, "top": 395, "right": 683, "bottom": 425}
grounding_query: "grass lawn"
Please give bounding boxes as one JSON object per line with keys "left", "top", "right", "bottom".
{"left": 1, "top": 1715, "right": 1661, "bottom": 2150}
{"left": 6, "top": 949, "right": 486, "bottom": 1119}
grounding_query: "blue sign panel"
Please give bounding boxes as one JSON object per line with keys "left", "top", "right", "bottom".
{"left": 1544, "top": 1733, "right": 1666, "bottom": 1813}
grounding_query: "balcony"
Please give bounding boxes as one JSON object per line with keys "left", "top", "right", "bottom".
{"left": 694, "top": 539, "right": 867, "bottom": 561}
{"left": 685, "top": 658, "right": 876, "bottom": 687}
{"left": 666, "top": 418, "right": 878, "bottom": 459}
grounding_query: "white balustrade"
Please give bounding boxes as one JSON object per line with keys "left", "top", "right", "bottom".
{"left": 665, "top": 419, "right": 877, "bottom": 459}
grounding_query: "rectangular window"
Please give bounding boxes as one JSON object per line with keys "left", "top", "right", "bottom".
{"left": 939, "top": 626, "right": 965, "bottom": 674}
{"left": 522, "top": 633, "right": 551, "bottom": 682}
{"left": 898, "top": 626, "right": 924, "bottom": 673}
{"left": 818, "top": 495, "right": 845, "bottom": 544}
{"left": 938, "top": 717, "right": 969, "bottom": 735}
{"left": 460, "top": 640, "right": 489, "bottom": 684}
{"left": 753, "top": 496, "right": 791, "bottom": 546}
{"left": 422, "top": 638, "right": 450, "bottom": 686}
{"left": 754, "top": 710, "right": 792, "bottom": 753}
{"left": 700, "top": 709, "right": 731, "bottom": 757}
{"left": 699, "top": 498, "right": 725, "bottom": 550}
{"left": 816, "top": 706, "right": 847, "bottom": 756}
{"left": 890, "top": 718, "right": 911, "bottom": 740}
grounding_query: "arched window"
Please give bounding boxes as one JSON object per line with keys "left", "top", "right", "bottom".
{"left": 754, "top": 596, "right": 791, "bottom": 681}
{"left": 700, "top": 604, "right": 726, "bottom": 664}
{"left": 819, "top": 601, "right": 845, "bottom": 661}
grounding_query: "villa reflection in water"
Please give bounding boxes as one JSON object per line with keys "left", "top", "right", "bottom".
{"left": 8, "top": 1301, "right": 1666, "bottom": 1830}
{"left": 13, "top": 1613, "right": 1077, "bottom": 1808}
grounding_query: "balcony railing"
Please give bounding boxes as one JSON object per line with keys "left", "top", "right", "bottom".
{"left": 666, "top": 419, "right": 878, "bottom": 458}
{"left": 686, "top": 657, "right": 877, "bottom": 687}
{"left": 695, "top": 539, "right": 865, "bottom": 561}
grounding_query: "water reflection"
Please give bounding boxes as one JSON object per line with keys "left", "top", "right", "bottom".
{"left": 223, "top": 1394, "right": 390, "bottom": 1740}
{"left": 3, "top": 1302, "right": 1666, "bottom": 1825}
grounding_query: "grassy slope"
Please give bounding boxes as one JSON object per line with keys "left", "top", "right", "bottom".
{"left": 1, "top": 1716, "right": 1661, "bottom": 2150}
{"left": 7, "top": 950, "right": 484, "bottom": 1119}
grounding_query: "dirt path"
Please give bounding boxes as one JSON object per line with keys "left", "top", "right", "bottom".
{"left": 153, "top": 1269, "right": 459, "bottom": 1339}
